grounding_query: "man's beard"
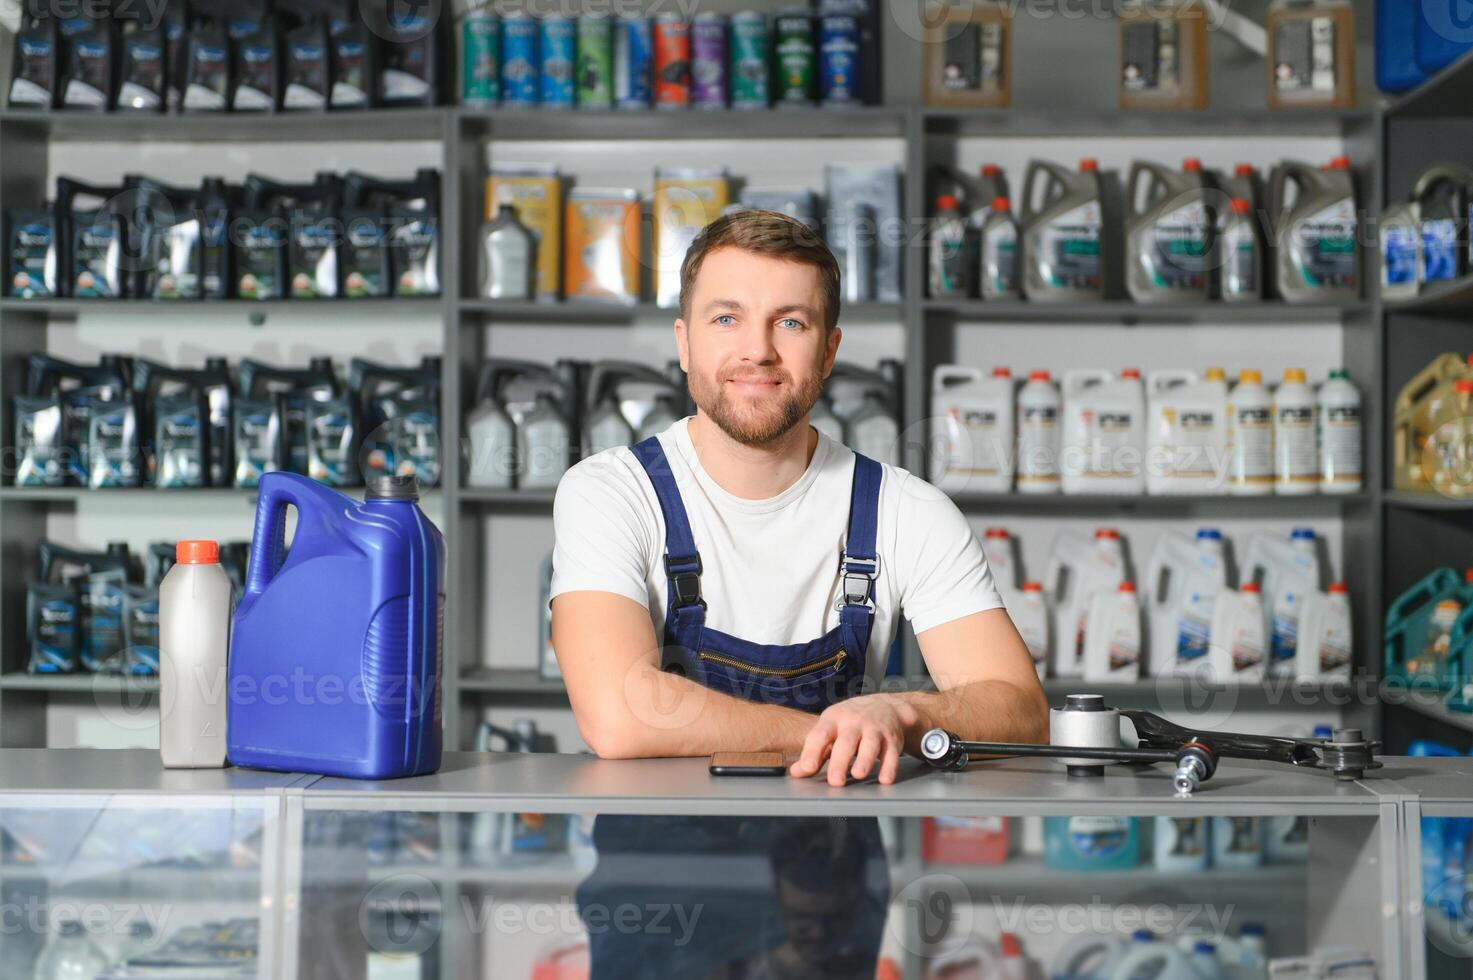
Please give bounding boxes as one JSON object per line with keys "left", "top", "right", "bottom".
{"left": 689, "top": 365, "right": 825, "bottom": 448}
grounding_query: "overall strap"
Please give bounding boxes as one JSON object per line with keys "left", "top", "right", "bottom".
{"left": 630, "top": 436, "right": 706, "bottom": 615}
{"left": 838, "top": 453, "right": 883, "bottom": 629}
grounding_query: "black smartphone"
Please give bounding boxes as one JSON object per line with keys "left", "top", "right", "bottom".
{"left": 709, "top": 751, "right": 787, "bottom": 776}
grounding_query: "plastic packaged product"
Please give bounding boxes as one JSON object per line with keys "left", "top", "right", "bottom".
{"left": 1022, "top": 158, "right": 1108, "bottom": 302}
{"left": 1145, "top": 528, "right": 1227, "bottom": 675}
{"left": 933, "top": 365, "right": 1014, "bottom": 493}
{"left": 1154, "top": 815, "right": 1209, "bottom": 872}
{"left": 1119, "top": 0, "right": 1209, "bottom": 109}
{"left": 485, "top": 164, "right": 563, "bottom": 301}
{"left": 1381, "top": 200, "right": 1421, "bottom": 302}
{"left": 564, "top": 188, "right": 641, "bottom": 305}
{"left": 160, "top": 540, "right": 232, "bottom": 768}
{"left": 1125, "top": 157, "right": 1213, "bottom": 302}
{"left": 929, "top": 194, "right": 970, "bottom": 298}
{"left": 1083, "top": 581, "right": 1141, "bottom": 682}
{"left": 1268, "top": 156, "right": 1359, "bottom": 302}
{"left": 1296, "top": 583, "right": 1353, "bottom": 680}
{"left": 1046, "top": 527, "right": 1127, "bottom": 677}
{"left": 1267, "top": 0, "right": 1356, "bottom": 109}
{"left": 1145, "top": 367, "right": 1228, "bottom": 495}
{"left": 1013, "top": 581, "right": 1050, "bottom": 679}
{"left": 1226, "top": 369, "right": 1274, "bottom": 495}
{"left": 1207, "top": 583, "right": 1267, "bottom": 683}
{"left": 1273, "top": 368, "right": 1318, "bottom": 495}
{"left": 1061, "top": 368, "right": 1147, "bottom": 495}
{"left": 1211, "top": 816, "right": 1264, "bottom": 869}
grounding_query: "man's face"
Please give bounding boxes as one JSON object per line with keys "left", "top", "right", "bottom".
{"left": 675, "top": 247, "right": 841, "bottom": 447}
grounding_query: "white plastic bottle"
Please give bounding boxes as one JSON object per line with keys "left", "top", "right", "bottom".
{"left": 1145, "top": 368, "right": 1229, "bottom": 495}
{"left": 1052, "top": 934, "right": 1126, "bottom": 980}
{"left": 1111, "top": 931, "right": 1199, "bottom": 980}
{"left": 33, "top": 920, "right": 109, "bottom": 980}
{"left": 1245, "top": 528, "right": 1322, "bottom": 676}
{"left": 1188, "top": 941, "right": 1227, "bottom": 980}
{"left": 1144, "top": 528, "right": 1227, "bottom": 676}
{"left": 981, "top": 526, "right": 1019, "bottom": 590}
{"left": 1046, "top": 527, "right": 1128, "bottom": 677}
{"left": 159, "top": 539, "right": 233, "bottom": 768}
{"left": 1013, "top": 581, "right": 1051, "bottom": 680}
{"left": 1016, "top": 369, "right": 1062, "bottom": 494}
{"left": 1062, "top": 368, "right": 1147, "bottom": 495}
{"left": 999, "top": 933, "right": 1029, "bottom": 980}
{"left": 1295, "top": 582, "right": 1353, "bottom": 680}
{"left": 929, "top": 193, "right": 971, "bottom": 297}
{"left": 1226, "top": 369, "right": 1274, "bottom": 496}
{"left": 1154, "top": 815, "right": 1209, "bottom": 872}
{"left": 1316, "top": 369, "right": 1362, "bottom": 494}
{"left": 1211, "top": 816, "right": 1264, "bottom": 869}
{"left": 1084, "top": 581, "right": 1141, "bottom": 682}
{"left": 1207, "top": 583, "right": 1267, "bottom": 683}
{"left": 933, "top": 365, "right": 1015, "bottom": 493}
{"left": 1273, "top": 368, "right": 1318, "bottom": 495}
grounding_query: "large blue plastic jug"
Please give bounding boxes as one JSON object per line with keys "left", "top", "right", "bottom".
{"left": 1377, "top": 0, "right": 1431, "bottom": 93}
{"left": 227, "top": 472, "right": 446, "bottom": 779}
{"left": 1417, "top": 1, "right": 1473, "bottom": 76}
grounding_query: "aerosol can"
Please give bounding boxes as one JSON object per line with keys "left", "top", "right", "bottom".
{"left": 1045, "top": 527, "right": 1127, "bottom": 677}
{"left": 1021, "top": 158, "right": 1108, "bottom": 302}
{"left": 1061, "top": 368, "right": 1147, "bottom": 495}
{"left": 1125, "top": 158, "right": 1213, "bottom": 303}
{"left": 1145, "top": 528, "right": 1227, "bottom": 675}
{"left": 933, "top": 365, "right": 1014, "bottom": 493}
{"left": 1269, "top": 156, "right": 1359, "bottom": 303}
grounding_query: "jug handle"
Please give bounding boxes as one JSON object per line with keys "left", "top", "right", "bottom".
{"left": 243, "top": 472, "right": 347, "bottom": 597}
{"left": 1021, "top": 161, "right": 1063, "bottom": 221}
{"left": 1125, "top": 161, "right": 1164, "bottom": 219}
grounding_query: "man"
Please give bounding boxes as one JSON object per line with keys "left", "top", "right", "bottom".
{"left": 549, "top": 208, "right": 1047, "bottom": 977}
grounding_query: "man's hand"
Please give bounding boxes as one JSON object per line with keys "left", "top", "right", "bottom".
{"left": 788, "top": 694, "right": 920, "bottom": 786}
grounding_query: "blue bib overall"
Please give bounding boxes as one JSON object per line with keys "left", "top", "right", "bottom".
{"left": 576, "top": 435, "right": 891, "bottom": 979}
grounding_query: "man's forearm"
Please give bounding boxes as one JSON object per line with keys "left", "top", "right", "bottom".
{"left": 890, "top": 679, "right": 1050, "bottom": 757}
{"left": 598, "top": 661, "right": 820, "bottom": 758}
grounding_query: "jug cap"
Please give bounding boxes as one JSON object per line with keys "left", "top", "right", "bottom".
{"left": 1283, "top": 367, "right": 1307, "bottom": 383}
{"left": 366, "top": 474, "right": 420, "bottom": 501}
{"left": 936, "top": 194, "right": 959, "bottom": 210}
{"left": 1328, "top": 155, "right": 1351, "bottom": 171}
{"left": 1079, "top": 158, "right": 1099, "bottom": 172}
{"left": 1182, "top": 157, "right": 1202, "bottom": 172}
{"left": 992, "top": 366, "right": 1012, "bottom": 378}
{"left": 1118, "top": 581, "right": 1136, "bottom": 593}
{"left": 1204, "top": 367, "right": 1225, "bottom": 381}
{"left": 1234, "top": 163, "right": 1255, "bottom": 177}
{"left": 1022, "top": 581, "right": 1043, "bottom": 592}
{"left": 1120, "top": 367, "right": 1141, "bottom": 379}
{"left": 1329, "top": 582, "right": 1349, "bottom": 594}
{"left": 176, "top": 540, "right": 219, "bottom": 564}
{"left": 1239, "top": 368, "right": 1262, "bottom": 384}
{"left": 1230, "top": 198, "right": 1252, "bottom": 214}
{"left": 981, "top": 164, "right": 1002, "bottom": 177}
{"left": 1000, "top": 933, "right": 1023, "bottom": 957}
{"left": 985, "top": 527, "right": 1010, "bottom": 537}
{"left": 1465, "top": 569, "right": 1473, "bottom": 584}
{"left": 1028, "top": 369, "right": 1051, "bottom": 382}
{"left": 1242, "top": 582, "right": 1261, "bottom": 594}
{"left": 1457, "top": 379, "right": 1473, "bottom": 395}
{"left": 991, "top": 196, "right": 1011, "bottom": 212}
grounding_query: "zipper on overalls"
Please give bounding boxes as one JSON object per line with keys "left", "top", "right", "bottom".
{"left": 697, "top": 648, "right": 847, "bottom": 678}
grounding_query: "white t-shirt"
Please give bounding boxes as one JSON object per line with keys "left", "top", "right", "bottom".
{"left": 549, "top": 417, "right": 1006, "bottom": 690}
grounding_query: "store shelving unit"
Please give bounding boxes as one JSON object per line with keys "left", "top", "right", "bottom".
{"left": 0, "top": 5, "right": 1400, "bottom": 755}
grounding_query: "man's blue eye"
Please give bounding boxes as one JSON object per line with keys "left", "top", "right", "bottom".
{"left": 715, "top": 314, "right": 735, "bottom": 325}
{"left": 780, "top": 318, "right": 803, "bottom": 330}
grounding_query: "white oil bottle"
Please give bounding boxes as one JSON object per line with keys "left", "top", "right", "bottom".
{"left": 160, "top": 540, "right": 233, "bottom": 768}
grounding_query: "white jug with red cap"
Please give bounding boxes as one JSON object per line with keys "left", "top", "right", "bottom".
{"left": 159, "top": 539, "right": 232, "bottom": 768}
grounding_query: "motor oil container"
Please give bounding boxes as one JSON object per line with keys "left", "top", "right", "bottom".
{"left": 811, "top": 397, "right": 846, "bottom": 443}
{"left": 352, "top": 356, "right": 442, "bottom": 487}
{"left": 1051, "top": 934, "right": 1127, "bottom": 980}
{"left": 56, "top": 178, "right": 129, "bottom": 299}
{"left": 849, "top": 392, "right": 901, "bottom": 466}
{"left": 1269, "top": 157, "right": 1359, "bottom": 302}
{"left": 921, "top": 1, "right": 1011, "bottom": 109}
{"left": 978, "top": 197, "right": 1022, "bottom": 300}
{"left": 1381, "top": 199, "right": 1421, "bottom": 302}
{"left": 1267, "top": 0, "right": 1356, "bottom": 110}
{"left": 1414, "top": 164, "right": 1473, "bottom": 285}
{"left": 228, "top": 472, "right": 447, "bottom": 779}
{"left": 1061, "top": 368, "right": 1147, "bottom": 494}
{"left": 1021, "top": 158, "right": 1108, "bottom": 302}
{"left": 1226, "top": 369, "right": 1273, "bottom": 496}
{"left": 1013, "top": 370, "right": 1062, "bottom": 494}
{"left": 1083, "top": 580, "right": 1141, "bottom": 682}
{"left": 1244, "top": 527, "right": 1322, "bottom": 676}
{"left": 1146, "top": 368, "right": 1228, "bottom": 494}
{"left": 1385, "top": 567, "right": 1467, "bottom": 682}
{"left": 828, "top": 361, "right": 904, "bottom": 467}
{"left": 1046, "top": 527, "right": 1128, "bottom": 677}
{"left": 928, "top": 194, "right": 971, "bottom": 298}
{"left": 1126, "top": 158, "right": 1213, "bottom": 302}
{"left": 637, "top": 393, "right": 681, "bottom": 442}
{"left": 1211, "top": 816, "right": 1264, "bottom": 869}
{"left": 1416, "top": 0, "right": 1473, "bottom": 75}
{"left": 1145, "top": 528, "right": 1226, "bottom": 675}
{"left": 1207, "top": 583, "right": 1267, "bottom": 683}
{"left": 1422, "top": 378, "right": 1473, "bottom": 499}
{"left": 1013, "top": 581, "right": 1049, "bottom": 679}
{"left": 1154, "top": 815, "right": 1209, "bottom": 872}
{"left": 1394, "top": 353, "right": 1472, "bottom": 491}
{"left": 582, "top": 360, "right": 681, "bottom": 457}
{"left": 470, "top": 359, "right": 577, "bottom": 489}
{"left": 934, "top": 365, "right": 1014, "bottom": 493}
{"left": 237, "top": 358, "right": 340, "bottom": 480}
{"left": 1214, "top": 162, "right": 1262, "bottom": 223}
{"left": 479, "top": 203, "right": 536, "bottom": 300}
{"left": 1317, "top": 369, "right": 1362, "bottom": 493}
{"left": 1273, "top": 368, "right": 1318, "bottom": 495}
{"left": 1119, "top": 0, "right": 1209, "bottom": 109}
{"left": 1044, "top": 816, "right": 1140, "bottom": 871}
{"left": 1220, "top": 198, "right": 1263, "bottom": 301}
{"left": 465, "top": 390, "right": 516, "bottom": 490}
{"left": 134, "top": 358, "right": 233, "bottom": 488}
{"left": 1187, "top": 942, "right": 1227, "bottom": 980}
{"left": 1295, "top": 582, "right": 1352, "bottom": 680}
{"left": 1377, "top": 0, "right": 1431, "bottom": 94}
{"left": 968, "top": 532, "right": 1013, "bottom": 601}
{"left": 160, "top": 540, "right": 232, "bottom": 768}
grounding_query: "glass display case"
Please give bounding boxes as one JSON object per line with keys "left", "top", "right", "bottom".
{"left": 0, "top": 749, "right": 1441, "bottom": 979}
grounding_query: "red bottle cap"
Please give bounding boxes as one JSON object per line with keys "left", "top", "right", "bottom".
{"left": 1230, "top": 198, "right": 1252, "bottom": 214}
{"left": 1183, "top": 158, "right": 1202, "bottom": 172}
{"left": 992, "top": 196, "right": 1011, "bottom": 212}
{"left": 1242, "top": 582, "right": 1261, "bottom": 594}
{"left": 1023, "top": 581, "right": 1043, "bottom": 592}
{"left": 1001, "top": 933, "right": 1024, "bottom": 957}
{"left": 1121, "top": 368, "right": 1141, "bottom": 379}
{"left": 1118, "top": 581, "right": 1137, "bottom": 593}
{"left": 1328, "top": 155, "right": 1351, "bottom": 171}
{"left": 1096, "top": 528, "right": 1120, "bottom": 539}
{"left": 1079, "top": 158, "right": 1099, "bottom": 172}
{"left": 176, "top": 540, "right": 220, "bottom": 564}
{"left": 985, "top": 527, "right": 1010, "bottom": 538}
{"left": 1029, "top": 370, "right": 1052, "bottom": 382}
{"left": 993, "top": 366, "right": 1012, "bottom": 378}
{"left": 1328, "top": 582, "right": 1349, "bottom": 594}
{"left": 1456, "top": 380, "right": 1473, "bottom": 395}
{"left": 1234, "top": 163, "right": 1256, "bottom": 177}
{"left": 982, "top": 164, "right": 1002, "bottom": 178}
{"left": 936, "top": 194, "right": 959, "bottom": 210}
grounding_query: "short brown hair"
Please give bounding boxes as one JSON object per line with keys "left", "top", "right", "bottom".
{"left": 679, "top": 208, "right": 841, "bottom": 333}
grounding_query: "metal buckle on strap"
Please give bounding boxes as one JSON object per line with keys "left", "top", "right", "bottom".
{"left": 664, "top": 553, "right": 705, "bottom": 609}
{"left": 836, "top": 553, "right": 879, "bottom": 611}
